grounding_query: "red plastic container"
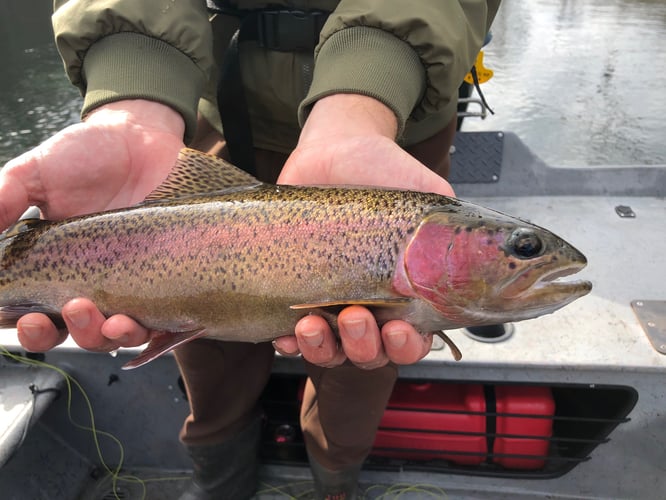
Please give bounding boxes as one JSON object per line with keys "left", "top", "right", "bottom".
{"left": 493, "top": 385, "right": 554, "bottom": 469}
{"left": 371, "top": 382, "right": 554, "bottom": 469}
{"left": 373, "top": 383, "right": 487, "bottom": 465}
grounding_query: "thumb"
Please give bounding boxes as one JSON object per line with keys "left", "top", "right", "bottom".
{"left": 0, "top": 152, "right": 39, "bottom": 232}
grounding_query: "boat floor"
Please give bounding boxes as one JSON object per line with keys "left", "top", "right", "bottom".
{"left": 79, "top": 467, "right": 547, "bottom": 499}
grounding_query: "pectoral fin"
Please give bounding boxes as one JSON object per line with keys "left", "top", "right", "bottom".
{"left": 122, "top": 329, "right": 207, "bottom": 370}
{"left": 434, "top": 331, "right": 463, "bottom": 361}
{"left": 290, "top": 298, "right": 411, "bottom": 310}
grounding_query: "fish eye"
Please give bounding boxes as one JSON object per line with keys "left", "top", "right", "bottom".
{"left": 508, "top": 229, "right": 544, "bottom": 259}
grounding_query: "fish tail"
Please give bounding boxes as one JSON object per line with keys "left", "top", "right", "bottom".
{"left": 0, "top": 308, "right": 15, "bottom": 328}
{"left": 0, "top": 304, "right": 65, "bottom": 330}
{"left": 0, "top": 307, "right": 22, "bottom": 328}
{"left": 1, "top": 219, "right": 60, "bottom": 330}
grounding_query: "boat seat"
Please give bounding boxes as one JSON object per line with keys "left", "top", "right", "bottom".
{"left": 0, "top": 363, "right": 65, "bottom": 468}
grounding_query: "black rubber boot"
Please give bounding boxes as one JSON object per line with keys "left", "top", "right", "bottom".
{"left": 308, "top": 453, "right": 362, "bottom": 500}
{"left": 178, "top": 417, "right": 262, "bottom": 500}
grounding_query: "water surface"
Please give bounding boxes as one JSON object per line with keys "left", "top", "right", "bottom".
{"left": 0, "top": 1, "right": 82, "bottom": 165}
{"left": 1, "top": 0, "right": 665, "bottom": 166}
{"left": 463, "top": 0, "right": 666, "bottom": 166}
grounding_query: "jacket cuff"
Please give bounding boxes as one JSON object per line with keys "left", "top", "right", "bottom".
{"left": 298, "top": 27, "right": 426, "bottom": 138}
{"left": 81, "top": 33, "right": 204, "bottom": 142}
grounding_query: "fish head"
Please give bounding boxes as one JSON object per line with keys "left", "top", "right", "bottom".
{"left": 397, "top": 203, "right": 592, "bottom": 326}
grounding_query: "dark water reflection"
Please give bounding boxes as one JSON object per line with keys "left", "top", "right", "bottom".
{"left": 0, "top": 0, "right": 81, "bottom": 165}
{"left": 1, "top": 0, "right": 665, "bottom": 166}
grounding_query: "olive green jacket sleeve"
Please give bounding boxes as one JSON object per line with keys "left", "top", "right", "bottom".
{"left": 52, "top": 0, "right": 214, "bottom": 142}
{"left": 301, "top": 0, "right": 500, "bottom": 142}
{"left": 52, "top": 0, "right": 499, "bottom": 145}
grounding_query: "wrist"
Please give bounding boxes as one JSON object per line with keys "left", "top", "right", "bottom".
{"left": 84, "top": 99, "right": 185, "bottom": 139}
{"left": 298, "top": 94, "right": 398, "bottom": 146}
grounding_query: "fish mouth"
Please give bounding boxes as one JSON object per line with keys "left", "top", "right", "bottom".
{"left": 501, "top": 261, "right": 592, "bottom": 301}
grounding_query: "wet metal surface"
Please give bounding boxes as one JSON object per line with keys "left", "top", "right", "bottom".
{"left": 632, "top": 300, "right": 666, "bottom": 355}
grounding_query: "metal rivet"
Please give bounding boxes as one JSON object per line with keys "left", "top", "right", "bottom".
{"left": 615, "top": 205, "right": 636, "bottom": 218}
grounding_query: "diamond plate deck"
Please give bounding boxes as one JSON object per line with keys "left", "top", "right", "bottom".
{"left": 449, "top": 131, "right": 504, "bottom": 184}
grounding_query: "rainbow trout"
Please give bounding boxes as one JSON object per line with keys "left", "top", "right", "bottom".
{"left": 0, "top": 149, "right": 591, "bottom": 368}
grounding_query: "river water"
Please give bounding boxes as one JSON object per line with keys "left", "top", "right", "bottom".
{"left": 1, "top": 0, "right": 665, "bottom": 167}
{"left": 462, "top": 0, "right": 666, "bottom": 167}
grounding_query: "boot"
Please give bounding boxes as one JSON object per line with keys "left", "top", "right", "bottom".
{"left": 178, "top": 416, "right": 262, "bottom": 500}
{"left": 308, "top": 453, "right": 362, "bottom": 500}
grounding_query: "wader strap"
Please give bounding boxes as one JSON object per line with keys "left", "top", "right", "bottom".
{"left": 238, "top": 10, "right": 328, "bottom": 52}
{"left": 218, "top": 29, "right": 257, "bottom": 174}
{"left": 216, "top": 9, "right": 329, "bottom": 174}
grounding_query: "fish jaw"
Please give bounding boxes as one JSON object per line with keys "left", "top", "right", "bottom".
{"left": 497, "top": 251, "right": 592, "bottom": 313}
{"left": 397, "top": 206, "right": 592, "bottom": 327}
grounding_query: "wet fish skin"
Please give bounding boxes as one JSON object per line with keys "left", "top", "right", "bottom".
{"left": 0, "top": 149, "right": 591, "bottom": 367}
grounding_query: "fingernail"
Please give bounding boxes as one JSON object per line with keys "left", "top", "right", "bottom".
{"left": 20, "top": 322, "right": 42, "bottom": 340}
{"left": 341, "top": 318, "right": 366, "bottom": 340}
{"left": 387, "top": 330, "right": 408, "bottom": 348}
{"left": 301, "top": 330, "right": 324, "bottom": 347}
{"left": 66, "top": 308, "right": 90, "bottom": 329}
{"left": 272, "top": 340, "right": 301, "bottom": 357}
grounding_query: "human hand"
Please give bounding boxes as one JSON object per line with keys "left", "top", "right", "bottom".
{"left": 2, "top": 99, "right": 186, "bottom": 353}
{"left": 273, "top": 94, "right": 455, "bottom": 369}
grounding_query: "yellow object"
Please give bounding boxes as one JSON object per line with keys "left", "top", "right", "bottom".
{"left": 464, "top": 51, "right": 494, "bottom": 84}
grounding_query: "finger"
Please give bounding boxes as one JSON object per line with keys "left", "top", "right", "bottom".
{"left": 294, "top": 315, "right": 346, "bottom": 367}
{"left": 338, "top": 306, "right": 389, "bottom": 369}
{"left": 17, "top": 313, "right": 69, "bottom": 352}
{"left": 272, "top": 336, "right": 302, "bottom": 357}
{"left": 382, "top": 321, "right": 433, "bottom": 365}
{"left": 61, "top": 298, "right": 117, "bottom": 352}
{"left": 101, "top": 314, "right": 152, "bottom": 347}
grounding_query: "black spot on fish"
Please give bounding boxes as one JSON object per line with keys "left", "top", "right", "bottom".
{"left": 508, "top": 262, "right": 517, "bottom": 269}
{"left": 454, "top": 227, "right": 462, "bottom": 234}
{"left": 465, "top": 227, "right": 473, "bottom": 233}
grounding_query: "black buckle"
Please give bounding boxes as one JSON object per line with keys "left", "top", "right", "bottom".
{"left": 256, "top": 10, "right": 328, "bottom": 52}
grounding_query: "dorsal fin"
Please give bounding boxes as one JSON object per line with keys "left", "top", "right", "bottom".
{"left": 145, "top": 148, "right": 262, "bottom": 201}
